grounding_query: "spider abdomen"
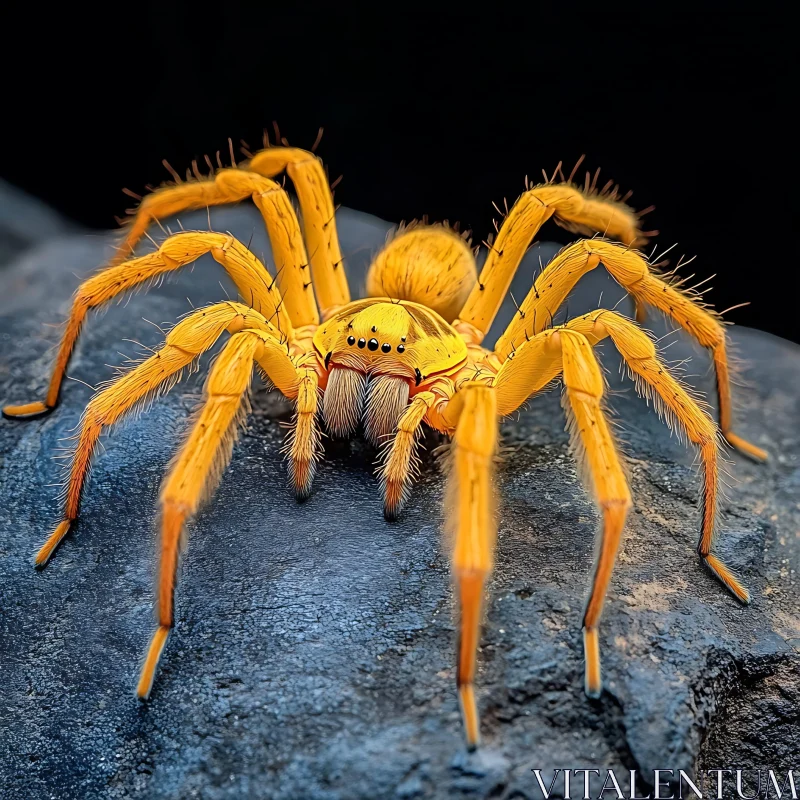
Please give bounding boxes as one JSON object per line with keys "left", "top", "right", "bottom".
{"left": 366, "top": 224, "right": 477, "bottom": 322}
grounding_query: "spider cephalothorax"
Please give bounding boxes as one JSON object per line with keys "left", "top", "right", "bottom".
{"left": 3, "top": 140, "right": 766, "bottom": 750}
{"left": 317, "top": 299, "right": 467, "bottom": 441}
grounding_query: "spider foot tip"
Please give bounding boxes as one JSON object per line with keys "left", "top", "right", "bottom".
{"left": 34, "top": 520, "right": 72, "bottom": 568}
{"left": 729, "top": 581, "right": 752, "bottom": 605}
{"left": 382, "top": 485, "right": 406, "bottom": 521}
{"left": 584, "top": 683, "right": 603, "bottom": 700}
{"left": 291, "top": 463, "right": 316, "bottom": 502}
{"left": 137, "top": 625, "right": 171, "bottom": 700}
{"left": 458, "top": 684, "right": 481, "bottom": 750}
{"left": 725, "top": 432, "right": 768, "bottom": 463}
{"left": 582, "top": 628, "right": 604, "bottom": 698}
{"left": 383, "top": 504, "right": 401, "bottom": 522}
{"left": 3, "top": 401, "right": 54, "bottom": 420}
{"left": 294, "top": 486, "right": 313, "bottom": 503}
{"left": 703, "top": 553, "right": 751, "bottom": 604}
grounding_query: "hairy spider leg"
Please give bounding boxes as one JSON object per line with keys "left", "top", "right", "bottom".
{"left": 439, "top": 382, "right": 498, "bottom": 750}
{"left": 493, "top": 240, "right": 767, "bottom": 462}
{"left": 630, "top": 271, "right": 766, "bottom": 461}
{"left": 33, "top": 303, "right": 284, "bottom": 567}
{"left": 493, "top": 325, "right": 631, "bottom": 700}
{"left": 246, "top": 147, "right": 349, "bottom": 318}
{"left": 112, "top": 168, "right": 319, "bottom": 328}
{"left": 493, "top": 310, "right": 748, "bottom": 699}
{"left": 561, "top": 332, "right": 632, "bottom": 698}
{"left": 3, "top": 232, "right": 291, "bottom": 419}
{"left": 452, "top": 182, "right": 646, "bottom": 342}
{"left": 137, "top": 327, "right": 301, "bottom": 698}
{"left": 565, "top": 311, "right": 748, "bottom": 603}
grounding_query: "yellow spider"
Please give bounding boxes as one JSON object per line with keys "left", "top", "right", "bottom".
{"left": 3, "top": 140, "right": 766, "bottom": 750}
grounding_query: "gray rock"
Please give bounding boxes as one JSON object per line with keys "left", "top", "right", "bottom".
{"left": 0, "top": 202, "right": 797, "bottom": 800}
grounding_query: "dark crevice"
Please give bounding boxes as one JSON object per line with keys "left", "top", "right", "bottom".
{"left": 696, "top": 655, "right": 800, "bottom": 782}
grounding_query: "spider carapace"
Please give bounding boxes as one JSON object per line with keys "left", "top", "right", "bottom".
{"left": 3, "top": 142, "right": 766, "bottom": 749}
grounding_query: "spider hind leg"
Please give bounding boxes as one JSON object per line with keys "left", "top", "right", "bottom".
{"left": 492, "top": 308, "right": 748, "bottom": 704}
{"left": 493, "top": 239, "right": 767, "bottom": 462}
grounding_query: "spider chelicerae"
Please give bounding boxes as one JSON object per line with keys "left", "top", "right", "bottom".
{"left": 3, "top": 136, "right": 766, "bottom": 749}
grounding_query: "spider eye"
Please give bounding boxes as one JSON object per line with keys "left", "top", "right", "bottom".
{"left": 367, "top": 338, "right": 379, "bottom": 351}
{"left": 357, "top": 338, "right": 367, "bottom": 348}
{"left": 397, "top": 344, "right": 405, "bottom": 353}
{"left": 347, "top": 335, "right": 356, "bottom": 346}
{"left": 381, "top": 342, "right": 391, "bottom": 353}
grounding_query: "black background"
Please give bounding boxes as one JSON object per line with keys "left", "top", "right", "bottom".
{"left": 1, "top": 7, "right": 796, "bottom": 341}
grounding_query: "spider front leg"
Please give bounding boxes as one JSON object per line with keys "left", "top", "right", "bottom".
{"left": 494, "top": 240, "right": 767, "bottom": 462}
{"left": 440, "top": 382, "right": 499, "bottom": 750}
{"left": 3, "top": 231, "right": 292, "bottom": 419}
{"left": 33, "top": 302, "right": 284, "bottom": 566}
{"left": 138, "top": 327, "right": 303, "bottom": 698}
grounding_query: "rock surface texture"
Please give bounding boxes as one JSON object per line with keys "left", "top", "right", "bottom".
{"left": 0, "top": 202, "right": 798, "bottom": 800}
